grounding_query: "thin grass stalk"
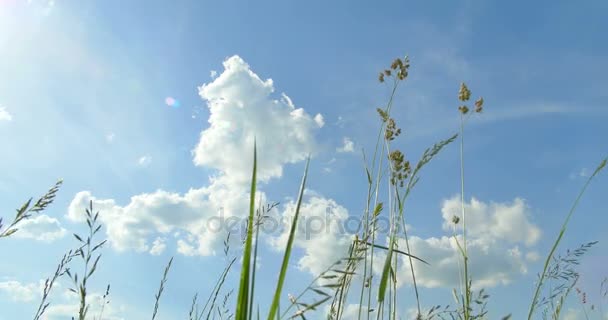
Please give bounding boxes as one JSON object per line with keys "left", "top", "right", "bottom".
{"left": 189, "top": 293, "right": 198, "bottom": 320}
{"left": 151, "top": 256, "right": 174, "bottom": 320}
{"left": 357, "top": 151, "right": 374, "bottom": 320}
{"left": 33, "top": 248, "right": 82, "bottom": 320}
{"left": 358, "top": 73, "right": 400, "bottom": 320}
{"left": 267, "top": 157, "right": 311, "bottom": 320}
{"left": 199, "top": 257, "right": 236, "bottom": 320}
{"left": 280, "top": 260, "right": 341, "bottom": 318}
{"left": 205, "top": 260, "right": 236, "bottom": 320}
{"left": 458, "top": 114, "right": 471, "bottom": 320}
{"left": 248, "top": 198, "right": 263, "bottom": 320}
{"left": 527, "top": 158, "right": 606, "bottom": 320}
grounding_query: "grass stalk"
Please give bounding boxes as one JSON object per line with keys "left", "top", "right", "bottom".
{"left": 151, "top": 257, "right": 174, "bottom": 320}
{"left": 527, "top": 157, "right": 606, "bottom": 319}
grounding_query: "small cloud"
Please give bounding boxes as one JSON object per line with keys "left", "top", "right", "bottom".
{"left": 12, "top": 215, "right": 67, "bottom": 242}
{"left": 0, "top": 280, "right": 39, "bottom": 302}
{"left": 0, "top": 106, "right": 13, "bottom": 122}
{"left": 106, "top": 133, "right": 115, "bottom": 143}
{"left": 314, "top": 114, "right": 325, "bottom": 128}
{"left": 336, "top": 137, "right": 355, "bottom": 153}
{"left": 149, "top": 237, "right": 167, "bottom": 255}
{"left": 137, "top": 155, "right": 152, "bottom": 167}
{"left": 210, "top": 70, "right": 218, "bottom": 78}
{"left": 323, "top": 167, "right": 332, "bottom": 173}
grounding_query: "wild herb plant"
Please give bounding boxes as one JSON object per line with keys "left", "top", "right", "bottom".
{"left": 66, "top": 200, "right": 108, "bottom": 320}
{"left": 33, "top": 248, "right": 82, "bottom": 320}
{"left": 0, "top": 179, "right": 63, "bottom": 238}
{"left": 528, "top": 159, "right": 607, "bottom": 319}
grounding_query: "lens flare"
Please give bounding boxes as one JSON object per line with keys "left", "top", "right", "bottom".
{"left": 165, "top": 97, "right": 180, "bottom": 108}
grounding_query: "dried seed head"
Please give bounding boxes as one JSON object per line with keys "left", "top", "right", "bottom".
{"left": 377, "top": 108, "right": 389, "bottom": 122}
{"left": 396, "top": 56, "right": 410, "bottom": 80}
{"left": 458, "top": 83, "right": 471, "bottom": 102}
{"left": 385, "top": 118, "right": 401, "bottom": 141}
{"left": 390, "top": 58, "right": 402, "bottom": 70}
{"left": 452, "top": 215, "right": 460, "bottom": 225}
{"left": 458, "top": 105, "right": 469, "bottom": 114}
{"left": 475, "top": 97, "right": 484, "bottom": 113}
{"left": 389, "top": 150, "right": 411, "bottom": 187}
{"left": 384, "top": 69, "right": 392, "bottom": 76}
{"left": 378, "top": 72, "right": 385, "bottom": 83}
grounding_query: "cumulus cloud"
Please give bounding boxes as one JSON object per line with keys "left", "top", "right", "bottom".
{"left": 337, "top": 137, "right": 355, "bottom": 153}
{"left": 376, "top": 196, "right": 542, "bottom": 289}
{"left": 441, "top": 196, "right": 541, "bottom": 247}
{"left": 0, "top": 106, "right": 12, "bottom": 121}
{"left": 12, "top": 215, "right": 66, "bottom": 242}
{"left": 192, "top": 55, "right": 322, "bottom": 185}
{"left": 0, "top": 280, "right": 39, "bottom": 302}
{"left": 271, "top": 195, "right": 541, "bottom": 291}
{"left": 67, "top": 55, "right": 323, "bottom": 257}
{"left": 67, "top": 180, "right": 256, "bottom": 256}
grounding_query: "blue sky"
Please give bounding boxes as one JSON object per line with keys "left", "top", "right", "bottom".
{"left": 0, "top": 0, "right": 607, "bottom": 319}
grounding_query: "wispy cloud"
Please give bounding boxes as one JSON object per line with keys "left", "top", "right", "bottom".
{"left": 336, "top": 137, "right": 355, "bottom": 153}
{"left": 0, "top": 106, "right": 12, "bottom": 122}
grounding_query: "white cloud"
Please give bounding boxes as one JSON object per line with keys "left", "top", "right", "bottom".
{"left": 270, "top": 195, "right": 541, "bottom": 291}
{"left": 12, "top": 215, "right": 66, "bottom": 242}
{"left": 0, "top": 106, "right": 12, "bottom": 121}
{"left": 106, "top": 132, "right": 115, "bottom": 143}
{"left": 337, "top": 137, "right": 355, "bottom": 153}
{"left": 314, "top": 114, "right": 325, "bottom": 128}
{"left": 137, "top": 155, "right": 152, "bottom": 167}
{"left": 381, "top": 196, "right": 542, "bottom": 289}
{"left": 0, "top": 280, "right": 39, "bottom": 302}
{"left": 441, "top": 196, "right": 541, "bottom": 246}
{"left": 149, "top": 237, "right": 167, "bottom": 255}
{"left": 67, "top": 55, "right": 322, "bottom": 257}
{"left": 210, "top": 70, "right": 218, "bottom": 78}
{"left": 192, "top": 55, "right": 322, "bottom": 185}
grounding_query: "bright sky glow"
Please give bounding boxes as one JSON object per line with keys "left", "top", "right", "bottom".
{"left": 0, "top": 1, "right": 607, "bottom": 319}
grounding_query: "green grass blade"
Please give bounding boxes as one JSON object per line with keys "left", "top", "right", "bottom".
{"left": 236, "top": 140, "right": 258, "bottom": 320}
{"left": 267, "top": 157, "right": 311, "bottom": 320}
{"left": 377, "top": 238, "right": 394, "bottom": 306}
